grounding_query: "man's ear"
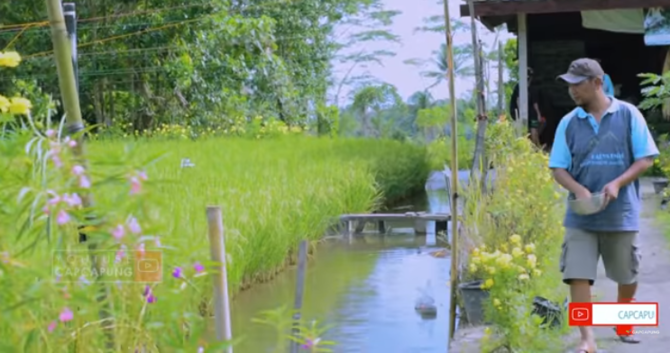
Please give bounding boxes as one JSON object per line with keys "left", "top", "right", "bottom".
{"left": 593, "top": 76, "right": 604, "bottom": 87}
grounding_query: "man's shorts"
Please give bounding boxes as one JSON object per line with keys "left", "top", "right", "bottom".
{"left": 560, "top": 228, "right": 641, "bottom": 285}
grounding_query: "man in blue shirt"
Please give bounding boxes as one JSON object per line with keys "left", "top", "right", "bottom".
{"left": 549, "top": 58, "right": 659, "bottom": 353}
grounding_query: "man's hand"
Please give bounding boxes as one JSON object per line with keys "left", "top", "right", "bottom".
{"left": 602, "top": 180, "right": 621, "bottom": 204}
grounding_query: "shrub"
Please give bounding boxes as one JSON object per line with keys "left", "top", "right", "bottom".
{"left": 459, "top": 119, "right": 568, "bottom": 352}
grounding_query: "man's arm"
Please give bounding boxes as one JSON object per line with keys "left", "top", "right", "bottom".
{"left": 549, "top": 115, "right": 590, "bottom": 197}
{"left": 610, "top": 107, "right": 660, "bottom": 188}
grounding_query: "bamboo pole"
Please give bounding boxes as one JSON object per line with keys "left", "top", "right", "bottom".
{"left": 45, "top": 0, "right": 115, "bottom": 348}
{"left": 441, "top": 0, "right": 460, "bottom": 342}
{"left": 289, "top": 240, "right": 309, "bottom": 353}
{"left": 467, "top": 0, "right": 489, "bottom": 188}
{"left": 206, "top": 206, "right": 234, "bottom": 353}
{"left": 498, "top": 42, "right": 504, "bottom": 117}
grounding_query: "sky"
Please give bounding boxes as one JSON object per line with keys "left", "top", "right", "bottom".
{"left": 331, "top": 0, "right": 515, "bottom": 105}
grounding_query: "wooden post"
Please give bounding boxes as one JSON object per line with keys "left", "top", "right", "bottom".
{"left": 442, "top": 0, "right": 461, "bottom": 342}
{"left": 517, "top": 13, "right": 529, "bottom": 136}
{"left": 206, "top": 207, "right": 233, "bottom": 352}
{"left": 498, "top": 42, "right": 504, "bottom": 117}
{"left": 45, "top": 0, "right": 114, "bottom": 348}
{"left": 289, "top": 240, "right": 309, "bottom": 353}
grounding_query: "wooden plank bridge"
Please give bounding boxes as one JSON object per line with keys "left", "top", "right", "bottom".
{"left": 339, "top": 212, "right": 451, "bottom": 235}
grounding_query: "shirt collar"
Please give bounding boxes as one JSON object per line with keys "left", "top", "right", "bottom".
{"left": 576, "top": 97, "right": 619, "bottom": 119}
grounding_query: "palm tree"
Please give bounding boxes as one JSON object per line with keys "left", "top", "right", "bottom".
{"left": 422, "top": 44, "right": 475, "bottom": 89}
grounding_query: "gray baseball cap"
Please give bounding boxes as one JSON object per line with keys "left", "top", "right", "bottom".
{"left": 557, "top": 58, "right": 605, "bottom": 84}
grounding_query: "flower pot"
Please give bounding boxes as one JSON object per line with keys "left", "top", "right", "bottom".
{"left": 653, "top": 179, "right": 668, "bottom": 194}
{"left": 458, "top": 280, "right": 490, "bottom": 326}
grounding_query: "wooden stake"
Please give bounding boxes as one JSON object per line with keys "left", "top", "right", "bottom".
{"left": 206, "top": 206, "right": 234, "bottom": 352}
{"left": 289, "top": 240, "right": 309, "bottom": 353}
{"left": 441, "top": 1, "right": 461, "bottom": 342}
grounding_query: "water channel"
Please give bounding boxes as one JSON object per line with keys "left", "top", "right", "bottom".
{"left": 229, "top": 171, "right": 462, "bottom": 352}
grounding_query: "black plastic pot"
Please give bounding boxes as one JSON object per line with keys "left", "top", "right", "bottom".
{"left": 531, "top": 296, "right": 563, "bottom": 329}
{"left": 458, "top": 280, "right": 490, "bottom": 325}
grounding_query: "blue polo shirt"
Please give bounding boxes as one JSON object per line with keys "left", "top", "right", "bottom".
{"left": 549, "top": 98, "right": 659, "bottom": 232}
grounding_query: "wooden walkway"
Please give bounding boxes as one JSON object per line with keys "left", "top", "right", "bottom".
{"left": 340, "top": 212, "right": 451, "bottom": 235}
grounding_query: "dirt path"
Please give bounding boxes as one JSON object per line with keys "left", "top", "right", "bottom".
{"left": 566, "top": 178, "right": 670, "bottom": 353}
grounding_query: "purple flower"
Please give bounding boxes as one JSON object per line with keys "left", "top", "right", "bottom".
{"left": 194, "top": 262, "right": 204, "bottom": 273}
{"left": 147, "top": 294, "right": 156, "bottom": 303}
{"left": 172, "top": 267, "right": 182, "bottom": 279}
{"left": 56, "top": 210, "right": 70, "bottom": 225}
{"left": 72, "top": 165, "right": 85, "bottom": 176}
{"left": 142, "top": 285, "right": 151, "bottom": 297}
{"left": 112, "top": 224, "right": 125, "bottom": 240}
{"left": 63, "top": 193, "right": 82, "bottom": 207}
{"left": 48, "top": 321, "right": 57, "bottom": 332}
{"left": 59, "top": 307, "right": 73, "bottom": 322}
{"left": 79, "top": 175, "right": 91, "bottom": 188}
{"left": 154, "top": 236, "right": 162, "bottom": 247}
{"left": 45, "top": 129, "right": 55, "bottom": 138}
{"left": 300, "top": 338, "right": 321, "bottom": 350}
{"left": 127, "top": 217, "right": 141, "bottom": 234}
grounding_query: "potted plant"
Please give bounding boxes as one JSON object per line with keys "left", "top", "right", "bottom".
{"left": 458, "top": 247, "right": 491, "bottom": 326}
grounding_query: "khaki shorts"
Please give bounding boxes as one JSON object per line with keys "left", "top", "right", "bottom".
{"left": 560, "top": 228, "right": 641, "bottom": 285}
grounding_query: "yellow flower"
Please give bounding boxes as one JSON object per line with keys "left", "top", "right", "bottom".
{"left": 510, "top": 234, "right": 522, "bottom": 244}
{"left": 0, "top": 51, "right": 21, "bottom": 67}
{"left": 486, "top": 266, "right": 495, "bottom": 274}
{"left": 469, "top": 264, "right": 477, "bottom": 273}
{"left": 493, "top": 298, "right": 501, "bottom": 307}
{"left": 0, "top": 95, "right": 9, "bottom": 112}
{"left": 518, "top": 273, "right": 530, "bottom": 280}
{"left": 472, "top": 247, "right": 480, "bottom": 256}
{"left": 495, "top": 253, "right": 513, "bottom": 268}
{"left": 527, "top": 254, "right": 537, "bottom": 268}
{"left": 512, "top": 247, "right": 524, "bottom": 258}
{"left": 532, "top": 269, "right": 542, "bottom": 276}
{"left": 9, "top": 97, "right": 31, "bottom": 115}
{"left": 524, "top": 243, "right": 535, "bottom": 253}
{"left": 484, "top": 327, "right": 491, "bottom": 335}
{"left": 481, "top": 278, "right": 494, "bottom": 289}
{"left": 471, "top": 256, "right": 480, "bottom": 265}
{"left": 500, "top": 243, "right": 508, "bottom": 252}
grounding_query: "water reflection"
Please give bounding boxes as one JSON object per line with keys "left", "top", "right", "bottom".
{"left": 228, "top": 174, "right": 454, "bottom": 352}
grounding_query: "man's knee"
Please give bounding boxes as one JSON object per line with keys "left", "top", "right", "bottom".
{"left": 601, "top": 232, "right": 641, "bottom": 285}
{"left": 561, "top": 228, "right": 599, "bottom": 285}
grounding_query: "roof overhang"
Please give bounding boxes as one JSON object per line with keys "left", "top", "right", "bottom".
{"left": 460, "top": 0, "right": 668, "bottom": 18}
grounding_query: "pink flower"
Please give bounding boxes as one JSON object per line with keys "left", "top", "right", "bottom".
{"left": 127, "top": 217, "right": 141, "bottom": 234}
{"left": 48, "top": 195, "right": 61, "bottom": 205}
{"left": 48, "top": 321, "right": 57, "bottom": 332}
{"left": 63, "top": 193, "right": 82, "bottom": 207}
{"left": 194, "top": 262, "right": 204, "bottom": 273}
{"left": 79, "top": 175, "right": 91, "bottom": 188}
{"left": 46, "top": 129, "right": 55, "bottom": 138}
{"left": 56, "top": 210, "right": 70, "bottom": 225}
{"left": 64, "top": 136, "right": 76, "bottom": 148}
{"left": 130, "top": 177, "right": 142, "bottom": 195}
{"left": 112, "top": 224, "right": 125, "bottom": 240}
{"left": 136, "top": 243, "right": 145, "bottom": 257}
{"left": 72, "top": 165, "right": 85, "bottom": 176}
{"left": 59, "top": 307, "right": 73, "bottom": 322}
{"left": 42, "top": 206, "right": 50, "bottom": 214}
{"left": 51, "top": 155, "right": 62, "bottom": 168}
{"left": 115, "top": 245, "right": 126, "bottom": 263}
{"left": 138, "top": 171, "right": 148, "bottom": 180}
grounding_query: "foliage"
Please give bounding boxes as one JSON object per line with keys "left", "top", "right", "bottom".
{"left": 460, "top": 120, "right": 568, "bottom": 352}
{"left": 1, "top": 0, "right": 399, "bottom": 132}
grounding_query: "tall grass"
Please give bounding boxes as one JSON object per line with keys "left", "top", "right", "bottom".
{"left": 0, "top": 133, "right": 430, "bottom": 351}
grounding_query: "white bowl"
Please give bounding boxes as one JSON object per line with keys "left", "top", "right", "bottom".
{"left": 567, "top": 192, "right": 606, "bottom": 215}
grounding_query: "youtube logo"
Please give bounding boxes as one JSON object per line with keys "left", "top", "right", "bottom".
{"left": 568, "top": 303, "right": 593, "bottom": 326}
